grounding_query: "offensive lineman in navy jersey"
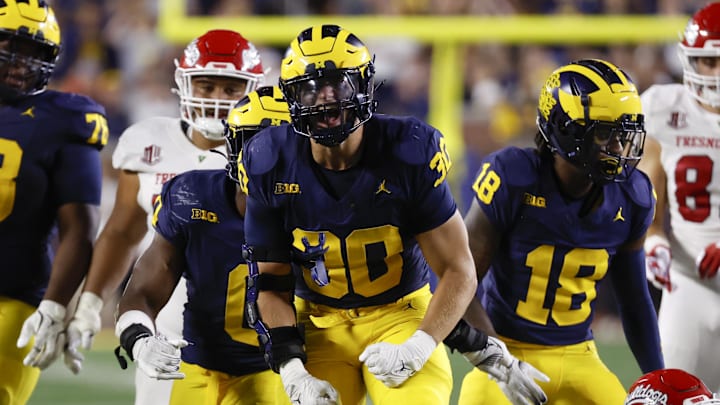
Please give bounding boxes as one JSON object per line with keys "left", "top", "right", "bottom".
{"left": 458, "top": 59, "right": 664, "bottom": 404}
{"left": 0, "top": 1, "right": 108, "bottom": 404}
{"left": 114, "top": 87, "right": 290, "bottom": 405}
{"left": 240, "top": 25, "right": 546, "bottom": 405}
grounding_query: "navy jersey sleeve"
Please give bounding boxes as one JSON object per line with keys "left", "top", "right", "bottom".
{"left": 52, "top": 143, "right": 103, "bottom": 205}
{"left": 240, "top": 128, "right": 292, "bottom": 259}
{"left": 397, "top": 121, "right": 457, "bottom": 234}
{"left": 470, "top": 147, "right": 535, "bottom": 233}
{"left": 152, "top": 176, "right": 189, "bottom": 247}
{"left": 53, "top": 92, "right": 109, "bottom": 150}
{"left": 626, "top": 170, "right": 656, "bottom": 243}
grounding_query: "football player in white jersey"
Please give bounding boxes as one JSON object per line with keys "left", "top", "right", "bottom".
{"left": 639, "top": 2, "right": 720, "bottom": 393}
{"left": 64, "top": 29, "right": 265, "bottom": 405}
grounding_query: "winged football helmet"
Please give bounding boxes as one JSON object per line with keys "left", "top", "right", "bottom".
{"left": 279, "top": 24, "right": 377, "bottom": 147}
{"left": 224, "top": 85, "right": 290, "bottom": 185}
{"left": 174, "top": 29, "right": 264, "bottom": 141}
{"left": 625, "top": 368, "right": 720, "bottom": 405}
{"left": 0, "top": 0, "right": 60, "bottom": 102}
{"left": 679, "top": 2, "right": 720, "bottom": 107}
{"left": 536, "top": 58, "right": 645, "bottom": 184}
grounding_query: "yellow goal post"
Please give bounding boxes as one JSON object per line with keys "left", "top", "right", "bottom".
{"left": 158, "top": 0, "right": 688, "bottom": 187}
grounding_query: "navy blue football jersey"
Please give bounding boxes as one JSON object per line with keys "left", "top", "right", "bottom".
{"left": 241, "top": 115, "right": 457, "bottom": 308}
{"left": 0, "top": 90, "right": 107, "bottom": 306}
{"left": 153, "top": 169, "right": 268, "bottom": 375}
{"left": 471, "top": 147, "right": 654, "bottom": 345}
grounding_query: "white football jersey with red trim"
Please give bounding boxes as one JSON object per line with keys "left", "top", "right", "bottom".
{"left": 642, "top": 83, "right": 720, "bottom": 287}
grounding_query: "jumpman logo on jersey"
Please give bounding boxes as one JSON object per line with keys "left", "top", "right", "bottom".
{"left": 613, "top": 207, "right": 625, "bottom": 222}
{"left": 375, "top": 180, "right": 391, "bottom": 195}
{"left": 198, "top": 155, "right": 206, "bottom": 163}
{"left": 21, "top": 107, "right": 35, "bottom": 118}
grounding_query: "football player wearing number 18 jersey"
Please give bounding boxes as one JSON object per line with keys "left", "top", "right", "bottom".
{"left": 638, "top": 2, "right": 720, "bottom": 393}
{"left": 459, "top": 59, "right": 663, "bottom": 404}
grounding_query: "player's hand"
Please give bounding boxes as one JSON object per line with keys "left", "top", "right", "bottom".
{"left": 132, "top": 334, "right": 188, "bottom": 380}
{"left": 279, "top": 358, "right": 339, "bottom": 405}
{"left": 359, "top": 329, "right": 437, "bottom": 388}
{"left": 463, "top": 336, "right": 549, "bottom": 405}
{"left": 16, "top": 300, "right": 67, "bottom": 370}
{"left": 697, "top": 241, "right": 720, "bottom": 280}
{"left": 65, "top": 291, "right": 104, "bottom": 374}
{"left": 645, "top": 235, "right": 675, "bottom": 291}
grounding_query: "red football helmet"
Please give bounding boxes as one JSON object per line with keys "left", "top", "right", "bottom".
{"left": 679, "top": 2, "right": 720, "bottom": 107}
{"left": 625, "top": 369, "right": 720, "bottom": 405}
{"left": 174, "top": 30, "right": 265, "bottom": 140}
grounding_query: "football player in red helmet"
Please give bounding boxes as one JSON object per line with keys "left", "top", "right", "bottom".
{"left": 625, "top": 369, "right": 720, "bottom": 405}
{"left": 65, "top": 29, "right": 264, "bottom": 405}
{"left": 639, "top": 2, "right": 720, "bottom": 394}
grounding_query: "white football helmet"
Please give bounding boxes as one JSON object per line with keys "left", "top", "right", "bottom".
{"left": 174, "top": 29, "right": 264, "bottom": 140}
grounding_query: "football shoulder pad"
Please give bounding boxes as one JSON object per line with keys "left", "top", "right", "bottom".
{"left": 640, "top": 84, "right": 685, "bottom": 120}
{"left": 242, "top": 125, "right": 282, "bottom": 177}
{"left": 384, "top": 115, "right": 441, "bottom": 166}
{"left": 112, "top": 117, "right": 181, "bottom": 171}
{"left": 482, "top": 146, "right": 541, "bottom": 190}
{"left": 620, "top": 169, "right": 654, "bottom": 210}
{"left": 48, "top": 90, "right": 106, "bottom": 115}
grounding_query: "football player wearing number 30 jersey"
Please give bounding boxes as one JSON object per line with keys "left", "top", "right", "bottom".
{"left": 638, "top": 2, "right": 720, "bottom": 393}
{"left": 0, "top": 1, "right": 107, "bottom": 404}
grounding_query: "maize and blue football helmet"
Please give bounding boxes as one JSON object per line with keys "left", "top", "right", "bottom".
{"left": 279, "top": 24, "right": 377, "bottom": 147}
{"left": 536, "top": 58, "right": 645, "bottom": 184}
{"left": 224, "top": 85, "right": 290, "bottom": 185}
{"left": 0, "top": 0, "right": 60, "bottom": 102}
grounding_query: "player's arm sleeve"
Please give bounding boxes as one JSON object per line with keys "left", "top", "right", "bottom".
{"left": 151, "top": 177, "right": 188, "bottom": 248}
{"left": 468, "top": 149, "right": 526, "bottom": 234}
{"left": 241, "top": 138, "right": 291, "bottom": 262}
{"left": 52, "top": 143, "right": 103, "bottom": 205}
{"left": 608, "top": 247, "right": 664, "bottom": 373}
{"left": 405, "top": 127, "right": 457, "bottom": 234}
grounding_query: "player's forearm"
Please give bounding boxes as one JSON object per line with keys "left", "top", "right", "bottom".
{"left": 420, "top": 265, "right": 477, "bottom": 343}
{"left": 84, "top": 229, "right": 145, "bottom": 301}
{"left": 258, "top": 291, "right": 298, "bottom": 328}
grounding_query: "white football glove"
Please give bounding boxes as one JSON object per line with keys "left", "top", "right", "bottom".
{"left": 132, "top": 334, "right": 188, "bottom": 380}
{"left": 463, "top": 336, "right": 549, "bottom": 405}
{"left": 65, "top": 291, "right": 104, "bottom": 374}
{"left": 16, "top": 300, "right": 67, "bottom": 370}
{"left": 645, "top": 234, "right": 675, "bottom": 292}
{"left": 279, "top": 358, "right": 339, "bottom": 405}
{"left": 359, "top": 330, "right": 437, "bottom": 388}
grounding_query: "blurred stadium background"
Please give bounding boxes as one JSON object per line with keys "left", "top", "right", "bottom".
{"left": 32, "top": 0, "right": 699, "bottom": 403}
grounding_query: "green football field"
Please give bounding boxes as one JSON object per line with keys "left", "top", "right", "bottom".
{"left": 27, "top": 329, "right": 640, "bottom": 405}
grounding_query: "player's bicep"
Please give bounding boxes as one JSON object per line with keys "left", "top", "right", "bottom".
{"left": 121, "top": 232, "right": 183, "bottom": 316}
{"left": 244, "top": 195, "right": 290, "bottom": 256}
{"left": 101, "top": 170, "right": 148, "bottom": 243}
{"left": 416, "top": 210, "right": 472, "bottom": 278}
{"left": 463, "top": 199, "right": 501, "bottom": 280}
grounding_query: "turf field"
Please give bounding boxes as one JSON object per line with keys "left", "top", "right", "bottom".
{"left": 27, "top": 327, "right": 640, "bottom": 405}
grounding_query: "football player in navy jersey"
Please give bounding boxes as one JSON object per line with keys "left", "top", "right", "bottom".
{"left": 114, "top": 86, "right": 290, "bottom": 405}
{"left": 239, "top": 25, "right": 546, "bottom": 405}
{"left": 458, "top": 59, "right": 664, "bottom": 404}
{"left": 0, "top": 1, "right": 108, "bottom": 404}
